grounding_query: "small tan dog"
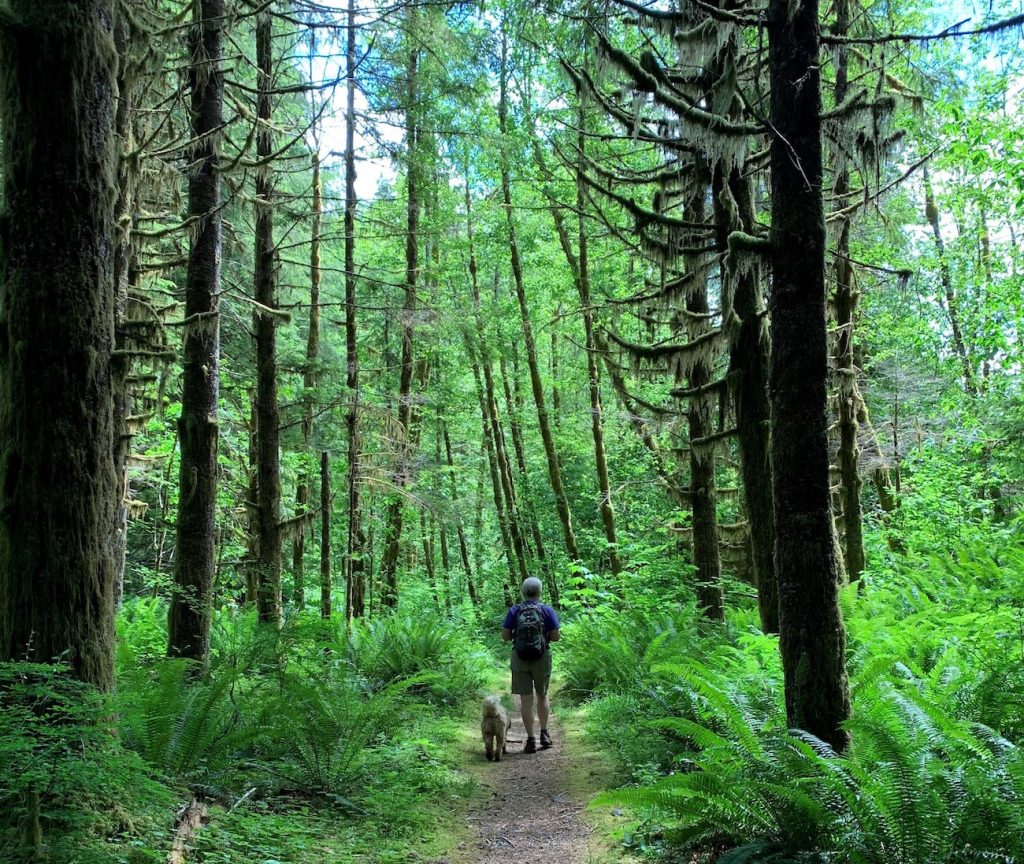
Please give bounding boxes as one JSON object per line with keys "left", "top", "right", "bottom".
{"left": 480, "top": 695, "right": 511, "bottom": 762}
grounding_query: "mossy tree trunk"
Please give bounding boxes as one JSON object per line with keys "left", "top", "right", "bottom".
{"left": 466, "top": 329, "right": 519, "bottom": 601}
{"left": 0, "top": 0, "right": 119, "bottom": 689}
{"left": 343, "top": 0, "right": 365, "bottom": 619}
{"left": 716, "top": 167, "right": 778, "bottom": 633}
{"left": 769, "top": 0, "right": 851, "bottom": 751}
{"left": 111, "top": 12, "right": 138, "bottom": 608}
{"left": 830, "top": 0, "right": 866, "bottom": 583}
{"left": 576, "top": 116, "right": 622, "bottom": 576}
{"left": 681, "top": 186, "right": 723, "bottom": 620}
{"left": 292, "top": 149, "right": 323, "bottom": 610}
{"left": 442, "top": 425, "right": 478, "bottom": 605}
{"left": 379, "top": 10, "right": 420, "bottom": 608}
{"left": 168, "top": 0, "right": 223, "bottom": 662}
{"left": 254, "top": 14, "right": 282, "bottom": 624}
{"left": 498, "top": 352, "right": 551, "bottom": 581}
{"left": 320, "top": 450, "right": 332, "bottom": 618}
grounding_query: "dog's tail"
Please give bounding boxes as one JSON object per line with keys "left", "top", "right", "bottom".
{"left": 482, "top": 695, "right": 504, "bottom": 717}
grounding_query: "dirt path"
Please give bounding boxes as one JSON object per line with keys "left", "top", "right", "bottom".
{"left": 449, "top": 704, "right": 626, "bottom": 864}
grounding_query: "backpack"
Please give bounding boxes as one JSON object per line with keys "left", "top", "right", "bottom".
{"left": 513, "top": 603, "right": 547, "bottom": 661}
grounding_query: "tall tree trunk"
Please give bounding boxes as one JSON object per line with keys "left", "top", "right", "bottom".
{"left": 320, "top": 450, "right": 332, "bottom": 618}
{"left": 769, "top": 0, "right": 851, "bottom": 751}
{"left": 464, "top": 178, "right": 529, "bottom": 589}
{"left": 472, "top": 449, "right": 487, "bottom": 580}
{"left": 830, "top": 0, "right": 866, "bottom": 583}
{"left": 681, "top": 186, "right": 723, "bottom": 620}
{"left": 379, "top": 12, "right": 419, "bottom": 608}
{"left": 111, "top": 13, "right": 138, "bottom": 609}
{"left": 466, "top": 330, "right": 523, "bottom": 595}
{"left": 550, "top": 313, "right": 561, "bottom": 427}
{"left": 293, "top": 149, "right": 323, "bottom": 610}
{"left": 576, "top": 117, "right": 622, "bottom": 575}
{"left": 923, "top": 165, "right": 977, "bottom": 396}
{"left": 244, "top": 397, "right": 259, "bottom": 604}
{"left": 498, "top": 353, "right": 551, "bottom": 579}
{"left": 343, "top": 0, "right": 365, "bottom": 619}
{"left": 720, "top": 169, "right": 778, "bottom": 633}
{"left": 419, "top": 510, "right": 438, "bottom": 609}
{"left": 498, "top": 33, "right": 580, "bottom": 564}
{"left": 168, "top": 0, "right": 223, "bottom": 659}
{"left": 0, "top": 0, "right": 119, "bottom": 689}
{"left": 254, "top": 15, "right": 282, "bottom": 624}
{"left": 443, "top": 426, "right": 479, "bottom": 606}
{"left": 483, "top": 352, "right": 530, "bottom": 578}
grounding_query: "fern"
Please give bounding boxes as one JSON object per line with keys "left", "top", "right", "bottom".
{"left": 117, "top": 659, "right": 259, "bottom": 790}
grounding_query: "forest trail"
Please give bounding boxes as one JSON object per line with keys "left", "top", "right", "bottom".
{"left": 449, "top": 699, "right": 631, "bottom": 864}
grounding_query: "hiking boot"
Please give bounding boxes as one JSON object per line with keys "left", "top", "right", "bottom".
{"left": 524, "top": 736, "right": 537, "bottom": 754}
{"left": 539, "top": 729, "right": 553, "bottom": 749}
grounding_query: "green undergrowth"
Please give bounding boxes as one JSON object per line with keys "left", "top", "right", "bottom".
{"left": 564, "top": 537, "right": 1024, "bottom": 863}
{"left": 2, "top": 604, "right": 493, "bottom": 863}
{"left": 0, "top": 661, "right": 180, "bottom": 864}
{"left": 189, "top": 710, "right": 475, "bottom": 864}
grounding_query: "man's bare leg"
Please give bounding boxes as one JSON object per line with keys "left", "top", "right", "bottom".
{"left": 538, "top": 692, "right": 553, "bottom": 747}
{"left": 520, "top": 694, "right": 536, "bottom": 737}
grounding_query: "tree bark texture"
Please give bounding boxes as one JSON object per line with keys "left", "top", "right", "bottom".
{"left": 681, "top": 186, "right": 723, "bottom": 620}
{"left": 769, "top": 0, "right": 852, "bottom": 751}
{"left": 717, "top": 168, "right": 778, "bottom": 633}
{"left": 168, "top": 0, "right": 224, "bottom": 660}
{"left": 498, "top": 353, "right": 551, "bottom": 580}
{"left": 111, "top": 12, "right": 138, "bottom": 609}
{"left": 830, "top": 0, "right": 866, "bottom": 583}
{"left": 443, "top": 425, "right": 478, "bottom": 605}
{"left": 344, "top": 0, "right": 365, "bottom": 619}
{"left": 466, "top": 330, "right": 521, "bottom": 597}
{"left": 254, "top": 15, "right": 282, "bottom": 624}
{"left": 292, "top": 149, "right": 323, "bottom": 610}
{"left": 379, "top": 15, "right": 419, "bottom": 608}
{"left": 0, "top": 0, "right": 119, "bottom": 689}
{"left": 321, "top": 450, "right": 332, "bottom": 618}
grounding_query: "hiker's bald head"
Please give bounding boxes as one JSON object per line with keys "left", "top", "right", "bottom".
{"left": 522, "top": 577, "right": 542, "bottom": 599}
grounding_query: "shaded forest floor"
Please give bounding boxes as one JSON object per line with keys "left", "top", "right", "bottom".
{"left": 178, "top": 671, "right": 635, "bottom": 864}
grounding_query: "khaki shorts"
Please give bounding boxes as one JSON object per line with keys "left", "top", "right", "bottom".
{"left": 510, "top": 649, "right": 552, "bottom": 696}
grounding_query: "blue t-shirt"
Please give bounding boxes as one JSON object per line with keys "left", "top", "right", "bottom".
{"left": 503, "top": 600, "right": 560, "bottom": 636}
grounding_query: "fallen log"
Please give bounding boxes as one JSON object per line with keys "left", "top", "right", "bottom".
{"left": 168, "top": 797, "right": 207, "bottom": 864}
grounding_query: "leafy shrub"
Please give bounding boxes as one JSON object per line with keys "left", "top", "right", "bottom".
{"left": 116, "top": 596, "right": 169, "bottom": 663}
{"left": 349, "top": 612, "right": 490, "bottom": 703}
{"left": 561, "top": 606, "right": 704, "bottom": 699}
{"left": 600, "top": 672, "right": 1024, "bottom": 863}
{"left": 117, "top": 659, "right": 259, "bottom": 794}
{"left": 578, "top": 540, "right": 1024, "bottom": 863}
{"left": 255, "top": 671, "right": 409, "bottom": 801}
{"left": 0, "top": 662, "right": 172, "bottom": 863}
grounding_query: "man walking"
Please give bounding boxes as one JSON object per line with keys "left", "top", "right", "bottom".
{"left": 502, "top": 577, "right": 560, "bottom": 753}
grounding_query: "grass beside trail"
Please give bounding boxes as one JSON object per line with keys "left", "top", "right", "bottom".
{"left": 187, "top": 709, "right": 478, "bottom": 864}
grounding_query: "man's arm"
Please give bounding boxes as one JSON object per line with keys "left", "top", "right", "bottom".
{"left": 501, "top": 606, "right": 517, "bottom": 642}
{"left": 545, "top": 605, "right": 561, "bottom": 642}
